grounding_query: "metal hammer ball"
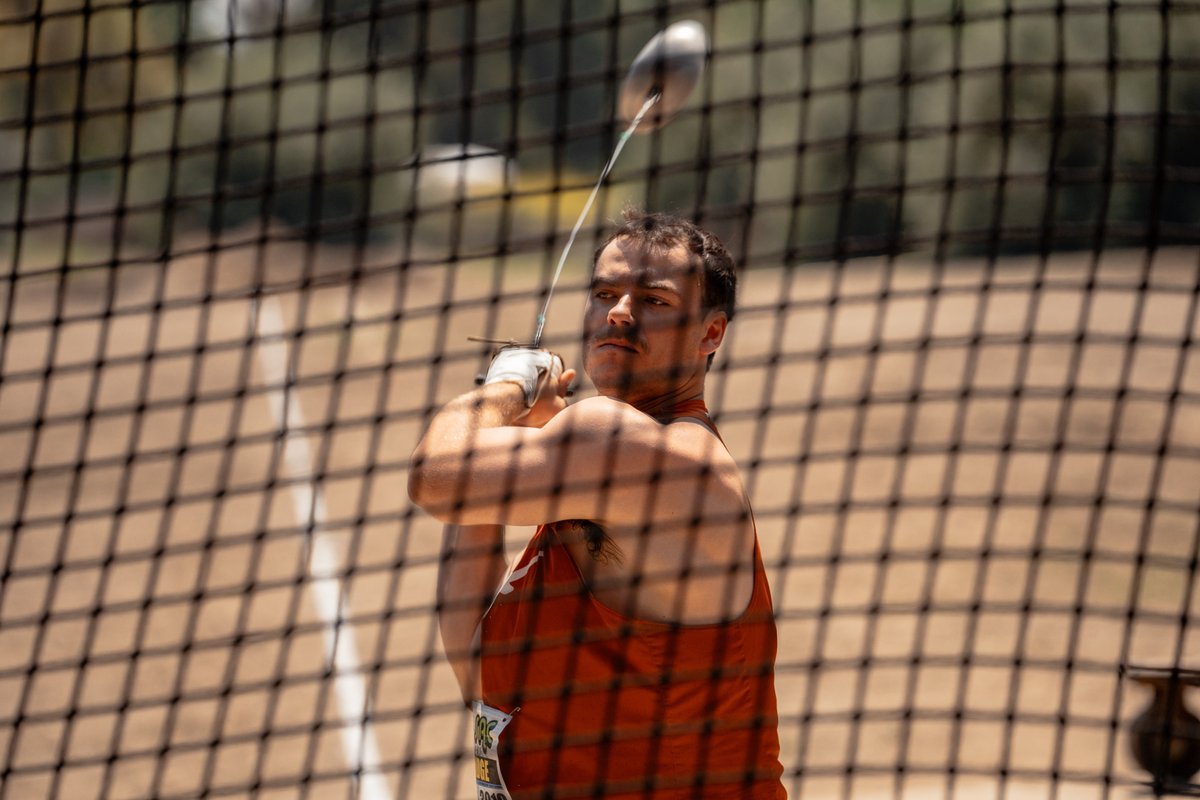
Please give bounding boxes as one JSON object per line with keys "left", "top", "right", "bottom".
{"left": 618, "top": 20, "right": 708, "bottom": 133}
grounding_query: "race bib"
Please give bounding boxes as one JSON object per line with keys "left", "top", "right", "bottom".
{"left": 473, "top": 701, "right": 515, "bottom": 800}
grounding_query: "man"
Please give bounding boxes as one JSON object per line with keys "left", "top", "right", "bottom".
{"left": 409, "top": 210, "right": 786, "bottom": 799}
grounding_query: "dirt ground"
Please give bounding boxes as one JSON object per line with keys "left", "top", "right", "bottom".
{"left": 0, "top": 233, "right": 1197, "bottom": 799}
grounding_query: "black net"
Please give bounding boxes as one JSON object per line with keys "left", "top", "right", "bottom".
{"left": 2, "top": 0, "right": 1200, "bottom": 798}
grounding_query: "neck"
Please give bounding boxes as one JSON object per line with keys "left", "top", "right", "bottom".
{"left": 611, "top": 377, "right": 707, "bottom": 419}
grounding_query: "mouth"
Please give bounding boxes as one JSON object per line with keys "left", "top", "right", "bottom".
{"left": 593, "top": 339, "right": 639, "bottom": 353}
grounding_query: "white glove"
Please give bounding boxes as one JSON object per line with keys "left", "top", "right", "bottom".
{"left": 483, "top": 348, "right": 563, "bottom": 407}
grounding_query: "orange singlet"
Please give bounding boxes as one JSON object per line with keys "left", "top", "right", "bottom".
{"left": 479, "top": 401, "right": 787, "bottom": 799}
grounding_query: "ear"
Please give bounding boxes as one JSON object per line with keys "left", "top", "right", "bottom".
{"left": 698, "top": 310, "right": 727, "bottom": 356}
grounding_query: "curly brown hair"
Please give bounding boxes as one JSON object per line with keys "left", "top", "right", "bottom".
{"left": 592, "top": 208, "right": 737, "bottom": 322}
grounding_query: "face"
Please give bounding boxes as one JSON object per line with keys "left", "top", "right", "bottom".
{"left": 582, "top": 237, "right": 726, "bottom": 404}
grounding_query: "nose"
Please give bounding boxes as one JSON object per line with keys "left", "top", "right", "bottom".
{"left": 607, "top": 293, "right": 634, "bottom": 326}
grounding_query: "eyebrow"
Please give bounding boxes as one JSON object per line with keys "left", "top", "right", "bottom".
{"left": 590, "top": 276, "right": 683, "bottom": 296}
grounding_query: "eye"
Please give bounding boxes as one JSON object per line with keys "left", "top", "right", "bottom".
{"left": 593, "top": 290, "right": 614, "bottom": 300}
{"left": 645, "top": 296, "right": 669, "bottom": 306}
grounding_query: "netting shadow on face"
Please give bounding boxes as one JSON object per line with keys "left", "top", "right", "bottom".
{"left": 1, "top": 1, "right": 1199, "bottom": 799}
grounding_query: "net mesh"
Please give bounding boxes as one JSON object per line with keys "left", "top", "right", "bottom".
{"left": 2, "top": 0, "right": 1200, "bottom": 797}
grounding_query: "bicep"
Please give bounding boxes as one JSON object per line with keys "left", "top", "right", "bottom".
{"left": 437, "top": 523, "right": 513, "bottom": 703}
{"left": 420, "top": 404, "right": 634, "bottom": 525}
{"left": 420, "top": 402, "right": 736, "bottom": 529}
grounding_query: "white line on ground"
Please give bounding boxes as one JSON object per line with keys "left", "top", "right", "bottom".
{"left": 256, "top": 296, "right": 392, "bottom": 800}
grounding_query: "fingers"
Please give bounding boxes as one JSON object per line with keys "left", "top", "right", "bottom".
{"left": 535, "top": 354, "right": 563, "bottom": 403}
{"left": 482, "top": 346, "right": 576, "bottom": 420}
{"left": 516, "top": 361, "right": 574, "bottom": 429}
{"left": 484, "top": 347, "right": 560, "bottom": 407}
{"left": 557, "top": 368, "right": 577, "bottom": 398}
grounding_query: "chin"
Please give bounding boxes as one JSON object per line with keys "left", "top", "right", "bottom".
{"left": 587, "top": 366, "right": 643, "bottom": 399}
{"left": 584, "top": 347, "right": 630, "bottom": 375}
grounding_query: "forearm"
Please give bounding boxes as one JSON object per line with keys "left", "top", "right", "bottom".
{"left": 408, "top": 382, "right": 526, "bottom": 510}
{"left": 423, "top": 382, "right": 527, "bottom": 448}
{"left": 437, "top": 523, "right": 507, "bottom": 703}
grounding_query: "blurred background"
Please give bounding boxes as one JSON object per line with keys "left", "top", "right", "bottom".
{"left": 6, "top": 0, "right": 1200, "bottom": 269}
{"left": 2, "top": 1, "right": 1199, "bottom": 799}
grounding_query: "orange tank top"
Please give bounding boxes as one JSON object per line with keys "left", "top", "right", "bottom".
{"left": 479, "top": 401, "right": 787, "bottom": 799}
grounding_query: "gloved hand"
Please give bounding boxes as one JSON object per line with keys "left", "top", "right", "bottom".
{"left": 483, "top": 347, "right": 564, "bottom": 408}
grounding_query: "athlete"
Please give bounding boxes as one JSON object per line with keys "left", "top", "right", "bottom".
{"left": 409, "top": 210, "right": 786, "bottom": 799}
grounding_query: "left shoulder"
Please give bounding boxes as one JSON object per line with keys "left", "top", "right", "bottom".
{"left": 555, "top": 396, "right": 729, "bottom": 459}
